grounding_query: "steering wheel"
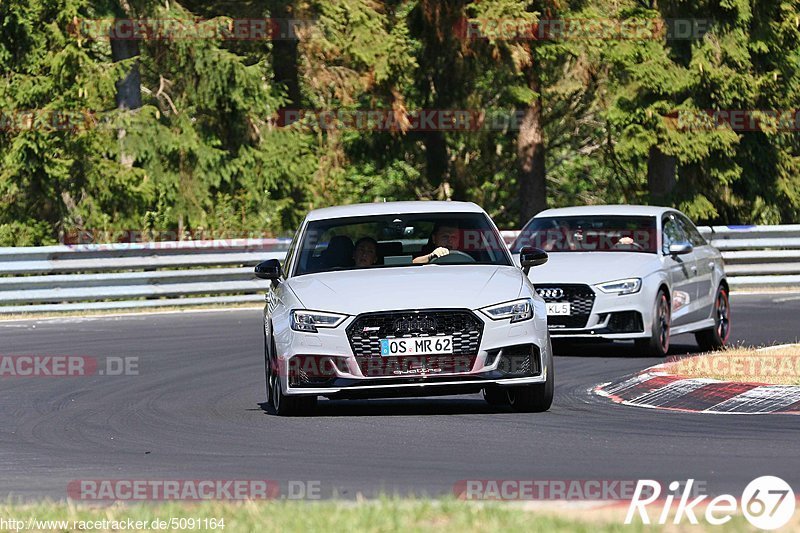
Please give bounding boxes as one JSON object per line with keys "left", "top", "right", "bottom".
{"left": 614, "top": 240, "right": 646, "bottom": 251}
{"left": 430, "top": 250, "right": 476, "bottom": 264}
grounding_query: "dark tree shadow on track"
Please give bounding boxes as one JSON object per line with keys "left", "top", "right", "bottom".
{"left": 256, "top": 397, "right": 522, "bottom": 417}
{"left": 553, "top": 337, "right": 703, "bottom": 358}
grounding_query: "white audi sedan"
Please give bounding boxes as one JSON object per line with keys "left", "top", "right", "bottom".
{"left": 511, "top": 205, "right": 730, "bottom": 357}
{"left": 255, "top": 201, "right": 553, "bottom": 415}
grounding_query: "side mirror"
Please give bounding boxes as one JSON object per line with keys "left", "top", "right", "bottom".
{"left": 668, "top": 242, "right": 693, "bottom": 256}
{"left": 520, "top": 246, "right": 548, "bottom": 274}
{"left": 255, "top": 259, "right": 282, "bottom": 282}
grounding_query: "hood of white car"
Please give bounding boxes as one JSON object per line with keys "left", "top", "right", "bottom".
{"left": 287, "top": 265, "right": 525, "bottom": 315}
{"left": 524, "top": 252, "right": 661, "bottom": 285}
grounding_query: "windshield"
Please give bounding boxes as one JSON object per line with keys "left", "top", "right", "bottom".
{"left": 293, "top": 212, "right": 511, "bottom": 276}
{"left": 512, "top": 215, "right": 658, "bottom": 253}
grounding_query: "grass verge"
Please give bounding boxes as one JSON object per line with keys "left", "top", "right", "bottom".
{"left": 667, "top": 345, "right": 800, "bottom": 385}
{"left": 0, "top": 498, "right": 768, "bottom": 533}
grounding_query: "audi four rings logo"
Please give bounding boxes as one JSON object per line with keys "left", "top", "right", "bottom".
{"left": 537, "top": 288, "right": 564, "bottom": 299}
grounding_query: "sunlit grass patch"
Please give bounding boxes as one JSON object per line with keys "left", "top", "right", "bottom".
{"left": 667, "top": 345, "right": 800, "bottom": 385}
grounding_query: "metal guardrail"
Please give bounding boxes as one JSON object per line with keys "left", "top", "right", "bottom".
{"left": 0, "top": 239, "right": 289, "bottom": 314}
{"left": 697, "top": 225, "right": 800, "bottom": 289}
{"left": 0, "top": 225, "right": 795, "bottom": 314}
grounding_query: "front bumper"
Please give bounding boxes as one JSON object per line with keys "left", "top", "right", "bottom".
{"left": 285, "top": 372, "right": 548, "bottom": 398}
{"left": 274, "top": 306, "right": 551, "bottom": 397}
{"left": 541, "top": 284, "right": 653, "bottom": 340}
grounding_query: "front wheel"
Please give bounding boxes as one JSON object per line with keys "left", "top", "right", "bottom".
{"left": 504, "top": 349, "right": 554, "bottom": 412}
{"left": 483, "top": 387, "right": 507, "bottom": 406}
{"left": 271, "top": 373, "right": 317, "bottom": 416}
{"left": 265, "top": 334, "right": 317, "bottom": 416}
{"left": 695, "top": 285, "right": 730, "bottom": 351}
{"left": 264, "top": 333, "right": 274, "bottom": 408}
{"left": 635, "top": 289, "right": 671, "bottom": 357}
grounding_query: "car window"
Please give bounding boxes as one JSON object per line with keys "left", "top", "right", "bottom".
{"left": 512, "top": 215, "right": 658, "bottom": 253}
{"left": 292, "top": 212, "right": 511, "bottom": 276}
{"left": 675, "top": 213, "right": 707, "bottom": 247}
{"left": 662, "top": 215, "right": 689, "bottom": 254}
{"left": 282, "top": 219, "right": 304, "bottom": 277}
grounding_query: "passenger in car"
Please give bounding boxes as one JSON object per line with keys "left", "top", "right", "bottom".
{"left": 412, "top": 222, "right": 459, "bottom": 264}
{"left": 353, "top": 237, "right": 379, "bottom": 267}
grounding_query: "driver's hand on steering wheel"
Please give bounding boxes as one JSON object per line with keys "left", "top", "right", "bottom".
{"left": 430, "top": 247, "right": 450, "bottom": 259}
{"left": 617, "top": 237, "right": 634, "bottom": 245}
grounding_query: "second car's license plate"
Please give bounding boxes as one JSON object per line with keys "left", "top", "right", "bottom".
{"left": 546, "top": 302, "right": 571, "bottom": 316}
{"left": 380, "top": 335, "right": 454, "bottom": 356}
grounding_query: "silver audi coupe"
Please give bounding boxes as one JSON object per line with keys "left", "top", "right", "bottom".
{"left": 255, "top": 201, "right": 553, "bottom": 416}
{"left": 512, "top": 205, "right": 730, "bottom": 357}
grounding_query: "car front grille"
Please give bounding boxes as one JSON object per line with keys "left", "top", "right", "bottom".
{"left": 346, "top": 310, "right": 484, "bottom": 376}
{"left": 536, "top": 284, "right": 596, "bottom": 329}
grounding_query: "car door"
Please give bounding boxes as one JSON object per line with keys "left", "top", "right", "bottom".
{"left": 661, "top": 214, "right": 698, "bottom": 326}
{"left": 675, "top": 213, "right": 717, "bottom": 319}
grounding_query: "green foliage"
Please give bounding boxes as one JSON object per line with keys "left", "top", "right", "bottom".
{"left": 0, "top": 220, "right": 56, "bottom": 246}
{"left": 1, "top": 0, "right": 798, "bottom": 246}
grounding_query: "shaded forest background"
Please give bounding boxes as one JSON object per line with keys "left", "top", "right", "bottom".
{"left": 1, "top": 0, "right": 799, "bottom": 245}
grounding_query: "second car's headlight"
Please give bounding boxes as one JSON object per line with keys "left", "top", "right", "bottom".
{"left": 480, "top": 298, "right": 534, "bottom": 323}
{"left": 595, "top": 278, "right": 642, "bottom": 295}
{"left": 290, "top": 310, "right": 347, "bottom": 332}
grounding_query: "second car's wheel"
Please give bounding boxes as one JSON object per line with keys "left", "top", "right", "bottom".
{"left": 695, "top": 285, "right": 731, "bottom": 351}
{"left": 635, "top": 289, "right": 671, "bottom": 358}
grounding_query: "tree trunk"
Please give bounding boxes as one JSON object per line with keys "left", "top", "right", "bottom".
{"left": 517, "top": 65, "right": 546, "bottom": 227}
{"left": 271, "top": 1, "right": 302, "bottom": 108}
{"left": 647, "top": 145, "right": 677, "bottom": 202}
{"left": 110, "top": 38, "right": 142, "bottom": 110}
{"left": 424, "top": 130, "right": 449, "bottom": 195}
{"left": 110, "top": 5, "right": 142, "bottom": 168}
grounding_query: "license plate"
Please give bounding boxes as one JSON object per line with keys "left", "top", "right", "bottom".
{"left": 546, "top": 302, "right": 571, "bottom": 316}
{"left": 380, "top": 335, "right": 454, "bottom": 356}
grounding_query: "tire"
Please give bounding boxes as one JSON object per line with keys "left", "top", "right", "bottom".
{"left": 635, "top": 288, "right": 671, "bottom": 358}
{"left": 695, "top": 285, "right": 731, "bottom": 351}
{"left": 271, "top": 374, "right": 317, "bottom": 416}
{"left": 550, "top": 339, "right": 568, "bottom": 355}
{"left": 266, "top": 332, "right": 317, "bottom": 416}
{"left": 264, "top": 331, "right": 274, "bottom": 408}
{"left": 483, "top": 387, "right": 508, "bottom": 406}
{"left": 505, "top": 348, "right": 554, "bottom": 413}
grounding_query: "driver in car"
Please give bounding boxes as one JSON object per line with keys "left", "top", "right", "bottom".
{"left": 353, "top": 236, "right": 379, "bottom": 267}
{"left": 413, "top": 222, "right": 460, "bottom": 264}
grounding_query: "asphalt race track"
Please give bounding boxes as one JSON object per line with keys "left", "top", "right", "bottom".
{"left": 1, "top": 293, "right": 799, "bottom": 501}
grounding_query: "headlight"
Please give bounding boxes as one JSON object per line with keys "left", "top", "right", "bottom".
{"left": 595, "top": 278, "right": 642, "bottom": 295}
{"left": 290, "top": 310, "right": 347, "bottom": 332}
{"left": 480, "top": 298, "right": 534, "bottom": 323}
